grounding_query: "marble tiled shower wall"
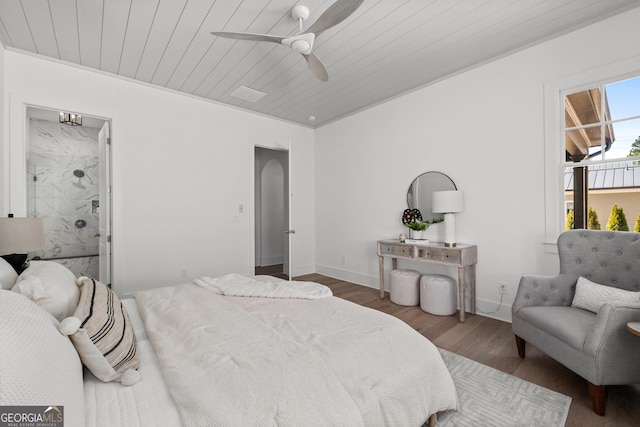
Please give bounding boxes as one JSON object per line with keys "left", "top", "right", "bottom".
{"left": 27, "top": 118, "right": 100, "bottom": 278}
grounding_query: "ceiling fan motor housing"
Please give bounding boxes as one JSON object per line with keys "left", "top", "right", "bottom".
{"left": 282, "top": 33, "right": 315, "bottom": 55}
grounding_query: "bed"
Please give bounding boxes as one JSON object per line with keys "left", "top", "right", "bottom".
{"left": 0, "top": 260, "right": 458, "bottom": 426}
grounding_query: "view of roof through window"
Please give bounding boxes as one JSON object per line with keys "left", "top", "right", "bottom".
{"left": 565, "top": 76, "right": 640, "bottom": 162}
{"left": 563, "top": 75, "right": 640, "bottom": 232}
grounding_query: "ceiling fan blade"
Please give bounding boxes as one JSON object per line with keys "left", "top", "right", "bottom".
{"left": 305, "top": 0, "right": 364, "bottom": 37}
{"left": 303, "top": 52, "right": 329, "bottom": 82}
{"left": 210, "top": 31, "right": 284, "bottom": 44}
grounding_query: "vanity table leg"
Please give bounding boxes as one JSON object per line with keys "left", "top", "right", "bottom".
{"left": 470, "top": 264, "right": 477, "bottom": 314}
{"left": 458, "top": 266, "right": 466, "bottom": 322}
{"left": 378, "top": 256, "right": 385, "bottom": 298}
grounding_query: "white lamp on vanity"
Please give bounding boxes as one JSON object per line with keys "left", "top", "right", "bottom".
{"left": 432, "top": 190, "right": 464, "bottom": 247}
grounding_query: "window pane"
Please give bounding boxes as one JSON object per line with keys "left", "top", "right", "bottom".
{"left": 605, "top": 118, "right": 640, "bottom": 161}
{"left": 562, "top": 75, "right": 640, "bottom": 233}
{"left": 565, "top": 87, "right": 604, "bottom": 128}
{"left": 564, "top": 160, "right": 640, "bottom": 231}
{"left": 606, "top": 77, "right": 640, "bottom": 120}
{"left": 565, "top": 124, "right": 604, "bottom": 161}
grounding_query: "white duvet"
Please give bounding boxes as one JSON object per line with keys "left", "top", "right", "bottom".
{"left": 135, "top": 277, "right": 458, "bottom": 426}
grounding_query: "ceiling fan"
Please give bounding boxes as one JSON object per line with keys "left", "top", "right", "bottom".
{"left": 210, "top": 0, "right": 364, "bottom": 82}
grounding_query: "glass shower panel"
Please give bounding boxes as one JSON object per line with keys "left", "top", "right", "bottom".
{"left": 26, "top": 117, "right": 100, "bottom": 278}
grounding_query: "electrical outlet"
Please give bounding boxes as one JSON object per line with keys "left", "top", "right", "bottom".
{"left": 180, "top": 269, "right": 188, "bottom": 279}
{"left": 341, "top": 255, "right": 346, "bottom": 265}
{"left": 499, "top": 283, "right": 508, "bottom": 295}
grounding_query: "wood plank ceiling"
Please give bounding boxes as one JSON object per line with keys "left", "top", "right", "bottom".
{"left": 1, "top": 0, "right": 638, "bottom": 128}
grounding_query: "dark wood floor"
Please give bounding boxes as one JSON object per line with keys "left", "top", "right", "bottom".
{"left": 293, "top": 273, "right": 640, "bottom": 427}
{"left": 255, "top": 264, "right": 288, "bottom": 280}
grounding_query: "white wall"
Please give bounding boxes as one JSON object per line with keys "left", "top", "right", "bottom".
{"left": 1, "top": 50, "right": 315, "bottom": 297}
{"left": 315, "top": 8, "right": 640, "bottom": 322}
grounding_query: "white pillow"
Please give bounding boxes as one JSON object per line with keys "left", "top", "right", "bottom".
{"left": 0, "top": 290, "right": 85, "bottom": 427}
{"left": 59, "top": 277, "right": 140, "bottom": 386}
{"left": 571, "top": 276, "right": 640, "bottom": 313}
{"left": 12, "top": 260, "right": 79, "bottom": 321}
{"left": 0, "top": 257, "right": 18, "bottom": 289}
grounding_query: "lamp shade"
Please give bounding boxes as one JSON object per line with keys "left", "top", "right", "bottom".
{"left": 0, "top": 217, "right": 46, "bottom": 255}
{"left": 432, "top": 190, "right": 464, "bottom": 214}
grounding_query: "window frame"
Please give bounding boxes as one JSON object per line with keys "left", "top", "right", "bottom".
{"left": 543, "top": 58, "right": 640, "bottom": 253}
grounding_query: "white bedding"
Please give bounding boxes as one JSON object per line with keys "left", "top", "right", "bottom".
{"left": 134, "top": 278, "right": 458, "bottom": 426}
{"left": 83, "top": 299, "right": 182, "bottom": 427}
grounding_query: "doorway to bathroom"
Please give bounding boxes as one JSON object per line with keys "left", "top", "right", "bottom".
{"left": 25, "top": 106, "right": 112, "bottom": 285}
{"left": 254, "top": 146, "right": 290, "bottom": 280}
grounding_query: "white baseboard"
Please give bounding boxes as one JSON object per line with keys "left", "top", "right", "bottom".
{"left": 315, "top": 264, "right": 380, "bottom": 290}
{"left": 292, "top": 263, "right": 316, "bottom": 277}
{"left": 474, "top": 296, "right": 512, "bottom": 323}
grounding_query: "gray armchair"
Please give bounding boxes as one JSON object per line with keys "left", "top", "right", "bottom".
{"left": 512, "top": 229, "right": 640, "bottom": 415}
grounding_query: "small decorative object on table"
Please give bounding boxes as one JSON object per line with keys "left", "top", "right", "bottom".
{"left": 402, "top": 209, "right": 429, "bottom": 239}
{"left": 402, "top": 209, "right": 443, "bottom": 240}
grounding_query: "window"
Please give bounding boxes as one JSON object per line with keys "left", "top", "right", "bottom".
{"left": 562, "top": 77, "right": 640, "bottom": 231}
{"left": 543, "top": 60, "right": 640, "bottom": 250}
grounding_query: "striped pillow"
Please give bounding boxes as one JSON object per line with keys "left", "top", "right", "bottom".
{"left": 59, "top": 277, "right": 140, "bottom": 385}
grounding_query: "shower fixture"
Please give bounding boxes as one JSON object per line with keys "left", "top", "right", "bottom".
{"left": 73, "top": 169, "right": 86, "bottom": 190}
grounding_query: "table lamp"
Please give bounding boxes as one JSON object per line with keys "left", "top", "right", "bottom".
{"left": 0, "top": 216, "right": 45, "bottom": 273}
{"left": 432, "top": 190, "right": 464, "bottom": 247}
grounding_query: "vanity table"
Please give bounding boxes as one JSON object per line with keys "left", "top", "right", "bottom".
{"left": 377, "top": 240, "right": 478, "bottom": 322}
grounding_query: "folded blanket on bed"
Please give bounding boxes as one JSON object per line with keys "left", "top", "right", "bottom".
{"left": 193, "top": 273, "right": 332, "bottom": 299}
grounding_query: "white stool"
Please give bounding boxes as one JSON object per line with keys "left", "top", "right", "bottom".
{"left": 390, "top": 269, "right": 421, "bottom": 306}
{"left": 420, "top": 274, "right": 457, "bottom": 316}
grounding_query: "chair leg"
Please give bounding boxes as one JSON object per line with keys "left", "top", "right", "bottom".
{"left": 587, "top": 382, "right": 607, "bottom": 416}
{"left": 515, "top": 335, "right": 526, "bottom": 358}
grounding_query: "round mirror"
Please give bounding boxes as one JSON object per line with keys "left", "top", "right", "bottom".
{"left": 407, "top": 171, "right": 457, "bottom": 222}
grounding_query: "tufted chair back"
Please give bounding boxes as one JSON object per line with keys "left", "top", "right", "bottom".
{"left": 558, "top": 229, "right": 640, "bottom": 292}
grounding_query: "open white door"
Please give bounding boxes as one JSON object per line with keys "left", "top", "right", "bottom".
{"left": 98, "top": 122, "right": 111, "bottom": 286}
{"left": 285, "top": 142, "right": 294, "bottom": 280}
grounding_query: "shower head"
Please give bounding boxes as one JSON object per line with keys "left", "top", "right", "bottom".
{"left": 73, "top": 169, "right": 85, "bottom": 178}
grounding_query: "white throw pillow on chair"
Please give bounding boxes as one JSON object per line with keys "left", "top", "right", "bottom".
{"left": 571, "top": 276, "right": 640, "bottom": 313}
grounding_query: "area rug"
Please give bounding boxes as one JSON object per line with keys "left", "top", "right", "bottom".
{"left": 436, "top": 348, "right": 571, "bottom": 427}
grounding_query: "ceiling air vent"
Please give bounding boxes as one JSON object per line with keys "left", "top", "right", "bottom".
{"left": 230, "top": 86, "right": 266, "bottom": 103}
